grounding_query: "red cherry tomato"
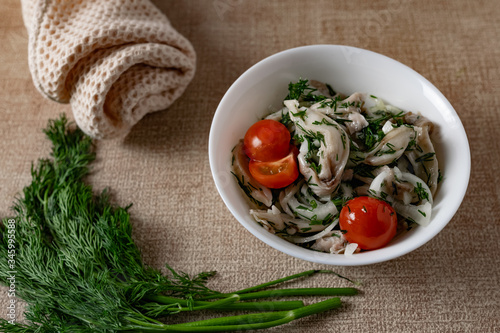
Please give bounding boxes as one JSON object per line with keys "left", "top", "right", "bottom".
{"left": 243, "top": 119, "right": 291, "bottom": 162}
{"left": 248, "top": 149, "right": 299, "bottom": 189}
{"left": 339, "top": 196, "right": 397, "bottom": 250}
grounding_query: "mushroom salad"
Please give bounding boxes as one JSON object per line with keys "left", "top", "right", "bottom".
{"left": 231, "top": 79, "right": 441, "bottom": 254}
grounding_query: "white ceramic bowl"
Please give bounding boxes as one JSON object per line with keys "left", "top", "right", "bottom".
{"left": 209, "top": 45, "right": 470, "bottom": 266}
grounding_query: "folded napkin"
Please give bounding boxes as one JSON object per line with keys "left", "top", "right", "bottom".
{"left": 20, "top": 0, "right": 196, "bottom": 138}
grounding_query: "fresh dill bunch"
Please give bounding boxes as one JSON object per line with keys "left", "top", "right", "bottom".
{"left": 0, "top": 115, "right": 218, "bottom": 331}
{"left": 0, "top": 115, "right": 358, "bottom": 332}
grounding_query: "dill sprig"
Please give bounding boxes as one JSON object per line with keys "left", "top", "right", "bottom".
{"left": 285, "top": 79, "right": 328, "bottom": 103}
{"left": 357, "top": 110, "right": 405, "bottom": 150}
{"left": 0, "top": 115, "right": 358, "bottom": 332}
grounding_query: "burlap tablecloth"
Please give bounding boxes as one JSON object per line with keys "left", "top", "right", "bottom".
{"left": 1, "top": 0, "right": 499, "bottom": 332}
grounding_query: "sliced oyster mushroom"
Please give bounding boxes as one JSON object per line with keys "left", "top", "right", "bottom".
{"left": 279, "top": 180, "right": 338, "bottom": 223}
{"left": 309, "top": 80, "right": 336, "bottom": 97}
{"left": 311, "top": 231, "right": 349, "bottom": 254}
{"left": 231, "top": 140, "right": 273, "bottom": 208}
{"left": 404, "top": 112, "right": 434, "bottom": 134}
{"left": 405, "top": 125, "right": 439, "bottom": 196}
{"left": 250, "top": 205, "right": 327, "bottom": 234}
{"left": 364, "top": 126, "right": 417, "bottom": 166}
{"left": 285, "top": 100, "right": 350, "bottom": 197}
{"left": 311, "top": 93, "right": 369, "bottom": 135}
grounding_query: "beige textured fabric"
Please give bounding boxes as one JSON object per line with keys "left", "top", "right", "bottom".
{"left": 1, "top": 0, "right": 500, "bottom": 332}
{"left": 20, "top": 0, "right": 196, "bottom": 139}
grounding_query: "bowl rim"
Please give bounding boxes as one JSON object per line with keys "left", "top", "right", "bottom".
{"left": 209, "top": 44, "right": 471, "bottom": 266}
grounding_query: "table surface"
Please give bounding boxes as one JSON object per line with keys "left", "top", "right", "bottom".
{"left": 1, "top": 0, "right": 499, "bottom": 332}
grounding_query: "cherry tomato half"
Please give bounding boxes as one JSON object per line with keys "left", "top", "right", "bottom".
{"left": 248, "top": 149, "right": 299, "bottom": 189}
{"left": 243, "top": 119, "right": 291, "bottom": 162}
{"left": 339, "top": 196, "right": 397, "bottom": 250}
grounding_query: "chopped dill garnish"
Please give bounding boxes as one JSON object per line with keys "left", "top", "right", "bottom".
{"left": 353, "top": 164, "right": 378, "bottom": 179}
{"left": 375, "top": 142, "right": 397, "bottom": 156}
{"left": 438, "top": 169, "right": 444, "bottom": 183}
{"left": 414, "top": 182, "right": 429, "bottom": 202}
{"left": 415, "top": 152, "right": 436, "bottom": 163}
{"left": 326, "top": 83, "right": 336, "bottom": 96}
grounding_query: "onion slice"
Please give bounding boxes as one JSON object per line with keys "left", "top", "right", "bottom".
{"left": 399, "top": 171, "right": 434, "bottom": 205}
{"left": 368, "top": 166, "right": 433, "bottom": 226}
{"left": 344, "top": 243, "right": 358, "bottom": 256}
{"left": 393, "top": 200, "right": 432, "bottom": 226}
{"left": 286, "top": 219, "right": 339, "bottom": 244}
{"left": 368, "top": 168, "right": 393, "bottom": 201}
